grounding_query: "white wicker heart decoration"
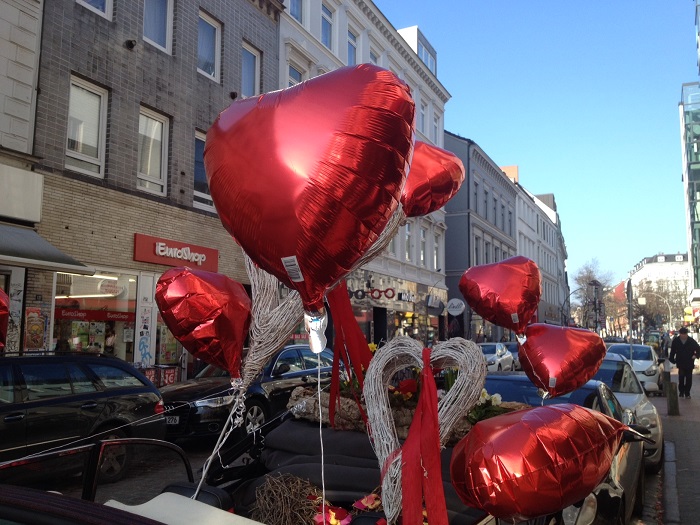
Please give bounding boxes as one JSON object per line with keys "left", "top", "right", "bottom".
{"left": 363, "top": 336, "right": 486, "bottom": 524}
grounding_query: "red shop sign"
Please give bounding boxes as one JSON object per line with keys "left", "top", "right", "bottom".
{"left": 133, "top": 233, "right": 219, "bottom": 272}
{"left": 55, "top": 308, "right": 136, "bottom": 322}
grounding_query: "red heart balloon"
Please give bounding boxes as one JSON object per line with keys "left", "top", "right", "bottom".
{"left": 450, "top": 404, "right": 626, "bottom": 522}
{"left": 519, "top": 324, "right": 607, "bottom": 397}
{"left": 155, "top": 267, "right": 251, "bottom": 378}
{"left": 204, "top": 64, "right": 415, "bottom": 312}
{"left": 458, "top": 256, "right": 541, "bottom": 333}
{"left": 401, "top": 140, "right": 465, "bottom": 217}
{"left": 0, "top": 288, "right": 8, "bottom": 351}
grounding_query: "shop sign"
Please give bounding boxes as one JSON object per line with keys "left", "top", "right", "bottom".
{"left": 133, "top": 233, "right": 218, "bottom": 272}
{"left": 347, "top": 288, "right": 396, "bottom": 300}
{"left": 397, "top": 291, "right": 416, "bottom": 303}
{"left": 98, "top": 280, "right": 125, "bottom": 296}
{"left": 55, "top": 308, "right": 136, "bottom": 322}
{"left": 446, "top": 298, "right": 466, "bottom": 316}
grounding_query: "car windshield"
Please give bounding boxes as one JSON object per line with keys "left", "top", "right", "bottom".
{"left": 607, "top": 345, "right": 653, "bottom": 361}
{"left": 483, "top": 376, "right": 599, "bottom": 408}
{"left": 195, "top": 365, "right": 229, "bottom": 379}
{"left": 480, "top": 344, "right": 498, "bottom": 355}
{"left": 592, "top": 360, "right": 643, "bottom": 394}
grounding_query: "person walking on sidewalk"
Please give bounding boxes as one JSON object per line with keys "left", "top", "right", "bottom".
{"left": 669, "top": 326, "right": 700, "bottom": 398}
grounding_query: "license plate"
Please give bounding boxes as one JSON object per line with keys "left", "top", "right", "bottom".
{"left": 166, "top": 416, "right": 179, "bottom": 425}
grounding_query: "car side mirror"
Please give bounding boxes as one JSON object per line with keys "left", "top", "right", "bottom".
{"left": 273, "top": 363, "right": 291, "bottom": 376}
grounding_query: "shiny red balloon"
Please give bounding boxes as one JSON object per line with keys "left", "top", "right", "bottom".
{"left": 458, "top": 256, "right": 541, "bottom": 333}
{"left": 519, "top": 324, "right": 607, "bottom": 398}
{"left": 0, "top": 288, "right": 8, "bottom": 351}
{"left": 155, "top": 267, "right": 252, "bottom": 378}
{"left": 450, "top": 404, "right": 626, "bottom": 522}
{"left": 401, "top": 140, "right": 465, "bottom": 217}
{"left": 204, "top": 64, "right": 415, "bottom": 312}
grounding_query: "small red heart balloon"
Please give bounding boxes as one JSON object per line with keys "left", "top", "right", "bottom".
{"left": 0, "top": 288, "right": 8, "bottom": 351}
{"left": 519, "top": 324, "right": 607, "bottom": 397}
{"left": 458, "top": 256, "right": 541, "bottom": 333}
{"left": 204, "top": 64, "right": 415, "bottom": 312}
{"left": 155, "top": 267, "right": 252, "bottom": 378}
{"left": 401, "top": 140, "right": 465, "bottom": 217}
{"left": 450, "top": 404, "right": 626, "bottom": 522}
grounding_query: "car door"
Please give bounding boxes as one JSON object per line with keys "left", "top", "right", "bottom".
{"left": 299, "top": 347, "right": 333, "bottom": 386}
{"left": 261, "top": 348, "right": 310, "bottom": 414}
{"left": 0, "top": 363, "right": 26, "bottom": 462}
{"left": 19, "top": 362, "right": 105, "bottom": 457}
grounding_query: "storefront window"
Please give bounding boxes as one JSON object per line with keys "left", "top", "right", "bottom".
{"left": 53, "top": 271, "right": 137, "bottom": 362}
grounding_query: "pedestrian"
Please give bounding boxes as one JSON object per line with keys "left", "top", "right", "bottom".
{"left": 669, "top": 327, "right": 700, "bottom": 398}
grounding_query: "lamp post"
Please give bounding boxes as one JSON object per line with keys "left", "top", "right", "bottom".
{"left": 589, "top": 280, "right": 602, "bottom": 334}
{"left": 638, "top": 291, "right": 673, "bottom": 333}
{"left": 425, "top": 274, "right": 443, "bottom": 346}
{"left": 560, "top": 287, "right": 583, "bottom": 326}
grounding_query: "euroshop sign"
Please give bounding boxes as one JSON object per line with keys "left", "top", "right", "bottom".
{"left": 133, "top": 233, "right": 219, "bottom": 272}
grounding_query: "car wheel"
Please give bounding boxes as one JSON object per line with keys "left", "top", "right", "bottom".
{"left": 646, "top": 441, "right": 664, "bottom": 474}
{"left": 244, "top": 399, "right": 268, "bottom": 434}
{"left": 95, "top": 427, "right": 129, "bottom": 484}
{"left": 633, "top": 461, "right": 645, "bottom": 517}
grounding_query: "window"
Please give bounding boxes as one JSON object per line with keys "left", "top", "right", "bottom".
{"left": 433, "top": 112, "right": 440, "bottom": 142}
{"left": 417, "top": 41, "right": 436, "bottom": 75}
{"left": 485, "top": 241, "right": 491, "bottom": 263}
{"left": 473, "top": 182, "right": 478, "bottom": 213}
{"left": 67, "top": 364, "right": 98, "bottom": 394}
{"left": 22, "top": 365, "right": 73, "bottom": 400}
{"left": 77, "top": 0, "right": 112, "bottom": 19}
{"left": 501, "top": 204, "right": 505, "bottom": 230}
{"left": 347, "top": 29, "right": 357, "bottom": 66}
{"left": 483, "top": 190, "right": 488, "bottom": 220}
{"left": 474, "top": 236, "right": 481, "bottom": 265}
{"left": 290, "top": 0, "right": 302, "bottom": 23}
{"left": 492, "top": 197, "right": 497, "bottom": 225}
{"left": 288, "top": 64, "right": 303, "bottom": 87}
{"left": 194, "top": 131, "right": 215, "bottom": 211}
{"left": 433, "top": 233, "right": 440, "bottom": 269}
{"left": 369, "top": 49, "right": 379, "bottom": 65}
{"left": 0, "top": 365, "right": 13, "bottom": 403}
{"left": 66, "top": 77, "right": 108, "bottom": 177}
{"left": 508, "top": 211, "right": 513, "bottom": 236}
{"left": 87, "top": 364, "right": 145, "bottom": 388}
{"left": 388, "top": 234, "right": 397, "bottom": 256}
{"left": 420, "top": 228, "right": 427, "bottom": 266}
{"left": 321, "top": 4, "right": 333, "bottom": 50}
{"left": 143, "top": 0, "right": 173, "bottom": 53}
{"left": 405, "top": 223, "right": 412, "bottom": 262}
{"left": 242, "top": 43, "right": 261, "bottom": 97}
{"left": 137, "top": 107, "right": 169, "bottom": 196}
{"left": 495, "top": 246, "right": 500, "bottom": 262}
{"left": 198, "top": 12, "right": 221, "bottom": 81}
{"left": 419, "top": 102, "right": 426, "bottom": 134}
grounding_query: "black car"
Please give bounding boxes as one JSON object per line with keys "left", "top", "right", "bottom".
{"left": 0, "top": 353, "right": 166, "bottom": 482}
{"left": 484, "top": 372, "right": 647, "bottom": 525}
{"left": 161, "top": 344, "right": 335, "bottom": 438}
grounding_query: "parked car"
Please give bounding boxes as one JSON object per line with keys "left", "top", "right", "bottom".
{"left": 501, "top": 341, "right": 520, "bottom": 370}
{"left": 484, "top": 372, "right": 648, "bottom": 524}
{"left": 591, "top": 353, "right": 664, "bottom": 473}
{"left": 161, "top": 344, "right": 335, "bottom": 439}
{"left": 0, "top": 352, "right": 166, "bottom": 482}
{"left": 477, "top": 343, "right": 514, "bottom": 372}
{"left": 606, "top": 343, "right": 664, "bottom": 393}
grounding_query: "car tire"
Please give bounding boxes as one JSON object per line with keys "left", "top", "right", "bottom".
{"left": 244, "top": 399, "right": 268, "bottom": 434}
{"left": 646, "top": 441, "right": 664, "bottom": 474}
{"left": 94, "top": 427, "right": 129, "bottom": 484}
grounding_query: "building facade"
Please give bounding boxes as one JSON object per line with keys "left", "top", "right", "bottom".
{"left": 1, "top": 0, "right": 283, "bottom": 383}
{"left": 443, "top": 132, "right": 518, "bottom": 342}
{"left": 278, "top": 0, "right": 451, "bottom": 345}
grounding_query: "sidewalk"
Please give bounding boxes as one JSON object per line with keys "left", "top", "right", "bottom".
{"left": 649, "top": 367, "right": 700, "bottom": 525}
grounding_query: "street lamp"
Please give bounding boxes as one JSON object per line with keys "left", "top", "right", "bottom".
{"left": 589, "top": 280, "right": 602, "bottom": 334}
{"left": 560, "top": 287, "right": 582, "bottom": 326}
{"left": 638, "top": 291, "right": 673, "bottom": 332}
{"left": 425, "top": 273, "right": 443, "bottom": 345}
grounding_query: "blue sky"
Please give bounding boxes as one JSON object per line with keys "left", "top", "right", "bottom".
{"left": 374, "top": 1, "right": 697, "bottom": 285}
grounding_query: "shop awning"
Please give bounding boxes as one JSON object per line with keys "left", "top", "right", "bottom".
{"left": 0, "top": 223, "right": 94, "bottom": 275}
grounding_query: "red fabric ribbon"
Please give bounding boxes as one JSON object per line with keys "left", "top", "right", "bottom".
{"left": 326, "top": 281, "right": 373, "bottom": 427}
{"left": 0, "top": 288, "right": 9, "bottom": 351}
{"left": 401, "top": 347, "right": 448, "bottom": 525}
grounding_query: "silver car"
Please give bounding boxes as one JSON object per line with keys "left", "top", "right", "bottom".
{"left": 606, "top": 343, "right": 664, "bottom": 393}
{"left": 592, "top": 353, "right": 664, "bottom": 473}
{"left": 477, "top": 342, "right": 514, "bottom": 372}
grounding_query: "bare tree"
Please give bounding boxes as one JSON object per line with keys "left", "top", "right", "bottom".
{"left": 571, "top": 259, "right": 613, "bottom": 330}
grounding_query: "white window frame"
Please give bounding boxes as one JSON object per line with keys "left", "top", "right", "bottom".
{"left": 76, "top": 0, "right": 113, "bottom": 20}
{"left": 405, "top": 222, "right": 412, "bottom": 262}
{"left": 347, "top": 28, "right": 357, "bottom": 66}
{"left": 288, "top": 63, "right": 304, "bottom": 87}
{"left": 289, "top": 0, "right": 303, "bottom": 24}
{"left": 65, "top": 76, "right": 108, "bottom": 178}
{"left": 420, "top": 227, "right": 426, "bottom": 267}
{"left": 241, "top": 42, "right": 261, "bottom": 97}
{"left": 321, "top": 4, "right": 333, "bottom": 50}
{"left": 433, "top": 112, "right": 440, "bottom": 142}
{"left": 143, "top": 0, "right": 174, "bottom": 54}
{"left": 137, "top": 107, "right": 169, "bottom": 196}
{"left": 197, "top": 11, "right": 221, "bottom": 82}
{"left": 433, "top": 233, "right": 440, "bottom": 269}
{"left": 193, "top": 131, "right": 215, "bottom": 212}
{"left": 419, "top": 101, "right": 426, "bottom": 134}
{"left": 369, "top": 48, "right": 379, "bottom": 65}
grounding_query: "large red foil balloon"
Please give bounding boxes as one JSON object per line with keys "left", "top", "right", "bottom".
{"left": 205, "top": 64, "right": 415, "bottom": 312}
{"left": 458, "top": 256, "right": 541, "bottom": 333}
{"left": 450, "top": 404, "right": 626, "bottom": 522}
{"left": 0, "top": 288, "right": 8, "bottom": 351}
{"left": 401, "top": 140, "right": 465, "bottom": 217}
{"left": 519, "top": 324, "right": 607, "bottom": 398}
{"left": 155, "top": 267, "right": 252, "bottom": 378}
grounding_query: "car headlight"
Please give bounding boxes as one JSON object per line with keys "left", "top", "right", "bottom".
{"left": 643, "top": 365, "right": 658, "bottom": 376}
{"left": 486, "top": 357, "right": 496, "bottom": 366}
{"left": 194, "top": 395, "right": 234, "bottom": 408}
{"left": 636, "top": 404, "right": 659, "bottom": 429}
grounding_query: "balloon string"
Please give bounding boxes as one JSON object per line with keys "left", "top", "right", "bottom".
{"left": 317, "top": 355, "right": 327, "bottom": 525}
